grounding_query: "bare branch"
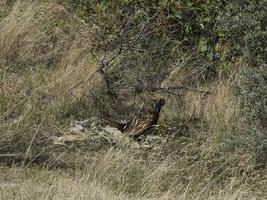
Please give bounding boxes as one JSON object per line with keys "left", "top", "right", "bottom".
{"left": 69, "top": 69, "right": 99, "bottom": 92}
{"left": 147, "top": 85, "right": 211, "bottom": 95}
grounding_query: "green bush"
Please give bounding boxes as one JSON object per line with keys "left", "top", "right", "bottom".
{"left": 57, "top": 1, "right": 266, "bottom": 90}
{"left": 217, "top": 0, "right": 266, "bottom": 66}
{"left": 231, "top": 65, "right": 267, "bottom": 127}
{"left": 221, "top": 128, "right": 267, "bottom": 167}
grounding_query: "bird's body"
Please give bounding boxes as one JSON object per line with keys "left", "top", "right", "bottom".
{"left": 107, "top": 99, "right": 165, "bottom": 139}
{"left": 107, "top": 120, "right": 130, "bottom": 132}
{"left": 124, "top": 111, "right": 158, "bottom": 138}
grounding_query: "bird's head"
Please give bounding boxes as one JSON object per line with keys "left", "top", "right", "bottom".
{"left": 155, "top": 99, "right": 166, "bottom": 113}
{"left": 158, "top": 99, "right": 166, "bottom": 106}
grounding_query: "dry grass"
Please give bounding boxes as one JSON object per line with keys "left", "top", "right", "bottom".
{"left": 0, "top": 1, "right": 98, "bottom": 116}
{"left": 0, "top": 149, "right": 265, "bottom": 200}
{"left": 0, "top": 1, "right": 266, "bottom": 200}
{"left": 0, "top": 0, "right": 99, "bottom": 165}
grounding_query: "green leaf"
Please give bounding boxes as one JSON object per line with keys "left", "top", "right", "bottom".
{"left": 175, "top": 14, "right": 182, "bottom": 20}
{"left": 219, "top": 61, "right": 233, "bottom": 73}
{"left": 218, "top": 31, "right": 226, "bottom": 38}
{"left": 187, "top": 2, "right": 193, "bottom": 7}
{"left": 207, "top": 52, "right": 214, "bottom": 60}
{"left": 202, "top": 17, "right": 211, "bottom": 23}
{"left": 198, "top": 38, "right": 208, "bottom": 53}
{"left": 159, "top": 0, "right": 169, "bottom": 6}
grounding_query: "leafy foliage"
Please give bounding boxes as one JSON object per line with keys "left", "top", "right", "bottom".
{"left": 231, "top": 65, "right": 267, "bottom": 127}
{"left": 217, "top": 0, "right": 267, "bottom": 66}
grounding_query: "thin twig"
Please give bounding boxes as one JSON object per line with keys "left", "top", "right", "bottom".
{"left": 148, "top": 85, "right": 211, "bottom": 95}
{"left": 21, "top": 122, "right": 42, "bottom": 168}
{"left": 69, "top": 69, "right": 99, "bottom": 92}
{"left": 0, "top": 154, "right": 24, "bottom": 158}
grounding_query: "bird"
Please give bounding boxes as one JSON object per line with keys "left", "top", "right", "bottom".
{"left": 106, "top": 99, "right": 166, "bottom": 139}
{"left": 106, "top": 120, "right": 130, "bottom": 132}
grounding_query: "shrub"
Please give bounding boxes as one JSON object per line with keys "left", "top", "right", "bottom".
{"left": 231, "top": 65, "right": 267, "bottom": 127}
{"left": 217, "top": 0, "right": 266, "bottom": 66}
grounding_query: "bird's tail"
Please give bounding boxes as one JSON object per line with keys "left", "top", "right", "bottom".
{"left": 107, "top": 120, "right": 129, "bottom": 132}
{"left": 101, "top": 111, "right": 129, "bottom": 132}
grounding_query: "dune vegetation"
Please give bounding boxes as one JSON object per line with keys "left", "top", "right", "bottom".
{"left": 0, "top": 0, "right": 266, "bottom": 199}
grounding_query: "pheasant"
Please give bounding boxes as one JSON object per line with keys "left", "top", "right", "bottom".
{"left": 107, "top": 99, "right": 166, "bottom": 139}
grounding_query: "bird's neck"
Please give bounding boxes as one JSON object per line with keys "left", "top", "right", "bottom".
{"left": 154, "top": 103, "right": 162, "bottom": 114}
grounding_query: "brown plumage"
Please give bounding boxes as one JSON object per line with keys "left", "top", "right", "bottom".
{"left": 107, "top": 99, "right": 165, "bottom": 139}
{"left": 107, "top": 120, "right": 130, "bottom": 132}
